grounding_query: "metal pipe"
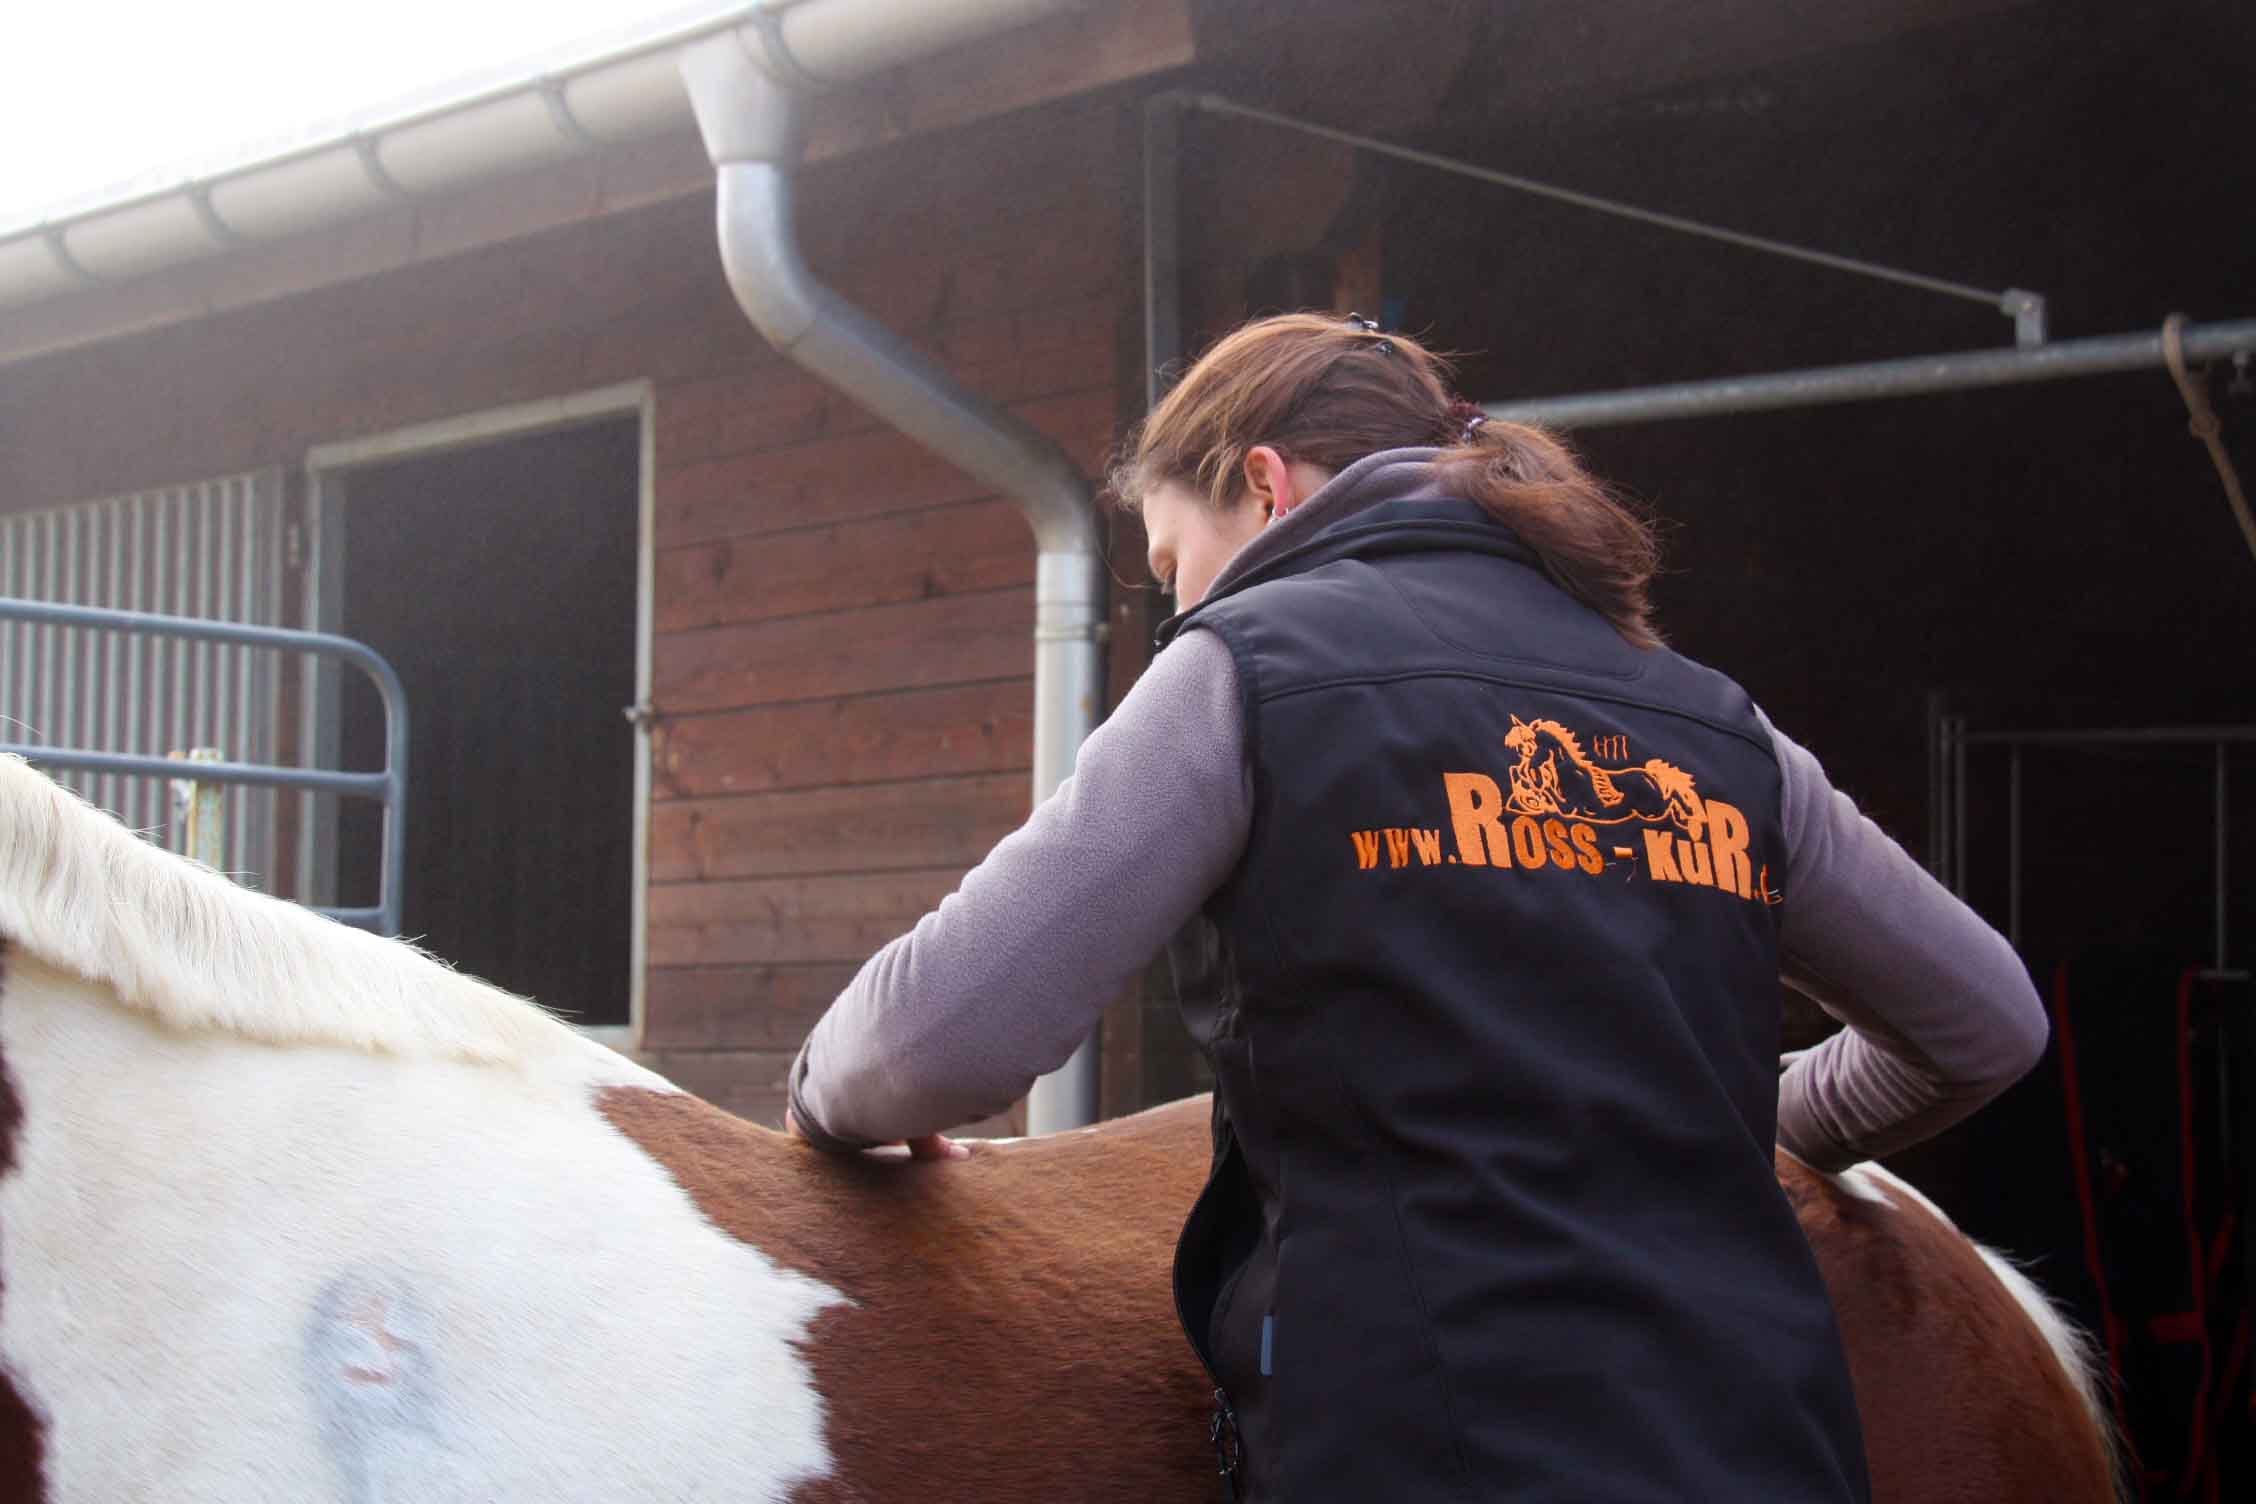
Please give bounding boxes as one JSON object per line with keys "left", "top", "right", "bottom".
{"left": 679, "top": 4, "right": 1105, "bottom": 1134}
{"left": 1487, "top": 319, "right": 2256, "bottom": 430}
{"left": 2006, "top": 744, "right": 2022, "bottom": 952}
{"left": 1143, "top": 92, "right": 1187, "bottom": 408}
{"left": 1963, "top": 724, "right": 2256, "bottom": 747}
{"left": 1187, "top": 95, "right": 2025, "bottom": 325}
{"left": 2217, "top": 743, "right": 2230, "bottom": 977}
{"left": 1951, "top": 715, "right": 1968, "bottom": 901}
{"left": 0, "top": 595, "right": 409, "bottom": 936}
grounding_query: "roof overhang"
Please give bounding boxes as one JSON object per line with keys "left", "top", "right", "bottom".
{"left": 0, "top": 0, "right": 1193, "bottom": 370}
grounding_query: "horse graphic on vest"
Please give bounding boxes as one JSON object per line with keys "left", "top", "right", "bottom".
{"left": 1504, "top": 715, "right": 1709, "bottom": 841}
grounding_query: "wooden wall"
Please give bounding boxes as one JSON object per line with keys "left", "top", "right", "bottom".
{"left": 0, "top": 95, "right": 1148, "bottom": 1124}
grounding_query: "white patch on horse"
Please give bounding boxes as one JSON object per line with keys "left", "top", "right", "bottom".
{"left": 1834, "top": 1161, "right": 2119, "bottom": 1483}
{"left": 1829, "top": 1163, "right": 1895, "bottom": 1207}
{"left": 0, "top": 851, "right": 852, "bottom": 1504}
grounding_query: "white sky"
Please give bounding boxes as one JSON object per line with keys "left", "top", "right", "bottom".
{"left": 1, "top": 0, "right": 703, "bottom": 228}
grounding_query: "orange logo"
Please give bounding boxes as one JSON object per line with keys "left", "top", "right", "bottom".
{"left": 1346, "top": 717, "right": 1774, "bottom": 903}
{"left": 1503, "top": 716, "right": 1708, "bottom": 838}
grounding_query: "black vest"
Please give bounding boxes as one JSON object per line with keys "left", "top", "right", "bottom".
{"left": 1160, "top": 498, "right": 1870, "bottom": 1503}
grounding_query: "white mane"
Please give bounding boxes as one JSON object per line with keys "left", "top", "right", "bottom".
{"left": 0, "top": 755, "right": 575, "bottom": 1067}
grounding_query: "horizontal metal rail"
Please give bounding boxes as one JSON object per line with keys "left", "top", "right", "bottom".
{"left": 0, "top": 596, "right": 408, "bottom": 935}
{"left": 1487, "top": 319, "right": 2256, "bottom": 430}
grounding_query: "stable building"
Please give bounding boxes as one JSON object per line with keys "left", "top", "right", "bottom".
{"left": 1, "top": 2, "right": 2251, "bottom": 1483}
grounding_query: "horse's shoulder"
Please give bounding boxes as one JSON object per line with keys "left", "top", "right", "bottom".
{"left": 1777, "top": 1154, "right": 2117, "bottom": 1500}
{"left": 596, "top": 1084, "right": 1215, "bottom": 1500}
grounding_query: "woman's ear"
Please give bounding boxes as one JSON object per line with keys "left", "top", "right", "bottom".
{"left": 1243, "top": 445, "right": 1294, "bottom": 520}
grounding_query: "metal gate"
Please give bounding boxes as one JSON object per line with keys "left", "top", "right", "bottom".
{"left": 0, "top": 471, "right": 286, "bottom": 886}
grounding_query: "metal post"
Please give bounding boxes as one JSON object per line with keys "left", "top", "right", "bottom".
{"left": 1951, "top": 715, "right": 1969, "bottom": 900}
{"left": 1143, "top": 91, "right": 1186, "bottom": 410}
{"left": 2217, "top": 742, "right": 2230, "bottom": 977}
{"left": 1926, "top": 691, "right": 1947, "bottom": 878}
{"left": 174, "top": 746, "right": 225, "bottom": 870}
{"left": 2007, "top": 743, "right": 2022, "bottom": 952}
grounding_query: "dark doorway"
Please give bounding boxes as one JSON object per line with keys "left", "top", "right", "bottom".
{"left": 335, "top": 418, "right": 638, "bottom": 1026}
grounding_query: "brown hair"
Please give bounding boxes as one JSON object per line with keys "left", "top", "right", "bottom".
{"left": 1111, "top": 312, "right": 1664, "bottom": 647}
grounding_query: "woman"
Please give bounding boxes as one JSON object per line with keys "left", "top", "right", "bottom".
{"left": 784, "top": 313, "right": 2048, "bottom": 1502}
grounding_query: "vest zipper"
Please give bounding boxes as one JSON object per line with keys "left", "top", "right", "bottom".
{"left": 1174, "top": 1129, "right": 1247, "bottom": 1499}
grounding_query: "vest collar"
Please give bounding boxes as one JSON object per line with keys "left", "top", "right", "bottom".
{"left": 1156, "top": 492, "right": 1539, "bottom": 647}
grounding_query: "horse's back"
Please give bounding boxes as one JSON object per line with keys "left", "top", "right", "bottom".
{"left": 1779, "top": 1153, "right": 2119, "bottom": 1504}
{"left": 597, "top": 1085, "right": 1218, "bottom": 1503}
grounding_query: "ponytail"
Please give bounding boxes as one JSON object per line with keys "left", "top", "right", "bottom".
{"left": 1433, "top": 419, "right": 1665, "bottom": 649}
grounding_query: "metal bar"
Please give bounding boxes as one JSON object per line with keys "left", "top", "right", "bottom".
{"left": 1487, "top": 319, "right": 2256, "bottom": 430}
{"left": 1940, "top": 708, "right": 1958, "bottom": 892}
{"left": 176, "top": 748, "right": 225, "bottom": 869}
{"left": 1143, "top": 90, "right": 1185, "bottom": 409}
{"left": 1952, "top": 715, "right": 1968, "bottom": 901}
{"left": 124, "top": 498, "right": 147, "bottom": 830}
{"left": 2007, "top": 743, "right": 2023, "bottom": 952}
{"left": 36, "top": 516, "right": 56, "bottom": 753}
{"left": 2218, "top": 743, "right": 2231, "bottom": 976}
{"left": 1964, "top": 724, "right": 2256, "bottom": 747}
{"left": 0, "top": 595, "right": 410, "bottom": 935}
{"left": 2, "top": 747, "right": 391, "bottom": 799}
{"left": 1926, "top": 692, "right": 1945, "bottom": 878}
{"left": 1189, "top": 94, "right": 2012, "bottom": 313}
{"left": 57, "top": 509, "right": 79, "bottom": 787}
{"left": 100, "top": 499, "right": 123, "bottom": 818}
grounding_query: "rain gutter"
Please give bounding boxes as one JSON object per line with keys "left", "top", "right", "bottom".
{"left": 679, "top": 0, "right": 1106, "bottom": 1134}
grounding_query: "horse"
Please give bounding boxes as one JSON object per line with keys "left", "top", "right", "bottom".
{"left": 1504, "top": 715, "right": 1709, "bottom": 839}
{"left": 0, "top": 755, "right": 2118, "bottom": 1502}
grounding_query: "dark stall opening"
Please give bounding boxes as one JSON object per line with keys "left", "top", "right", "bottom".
{"left": 335, "top": 417, "right": 638, "bottom": 1026}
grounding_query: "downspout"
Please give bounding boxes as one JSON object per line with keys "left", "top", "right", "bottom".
{"left": 679, "top": 8, "right": 1105, "bottom": 1134}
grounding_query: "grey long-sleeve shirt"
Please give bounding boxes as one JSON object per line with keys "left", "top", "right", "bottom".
{"left": 790, "top": 450, "right": 2049, "bottom": 1170}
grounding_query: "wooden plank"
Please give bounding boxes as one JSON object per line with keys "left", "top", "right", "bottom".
{"left": 647, "top": 868, "right": 965, "bottom": 966}
{"left": 655, "top": 298, "right": 1117, "bottom": 470}
{"left": 654, "top": 679, "right": 1032, "bottom": 798}
{"left": 642, "top": 964, "right": 859, "bottom": 1050}
{"left": 640, "top": 1049, "right": 798, "bottom": 1126}
{"left": 650, "top": 772, "right": 1027, "bottom": 883}
{"left": 654, "top": 500, "right": 1037, "bottom": 634}
{"left": 803, "top": 0, "right": 1195, "bottom": 161}
{"left": 657, "top": 388, "right": 1114, "bottom": 548}
{"left": 655, "top": 587, "right": 1033, "bottom": 713}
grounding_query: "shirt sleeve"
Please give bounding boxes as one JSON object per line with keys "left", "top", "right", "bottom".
{"left": 1762, "top": 707, "right": 2050, "bottom": 1170}
{"left": 789, "top": 628, "right": 1253, "bottom": 1148}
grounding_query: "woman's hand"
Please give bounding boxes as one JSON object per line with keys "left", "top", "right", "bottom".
{"left": 785, "top": 1106, "right": 969, "bottom": 1161}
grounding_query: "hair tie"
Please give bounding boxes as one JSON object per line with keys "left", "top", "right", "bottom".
{"left": 1344, "top": 312, "right": 1395, "bottom": 357}
{"left": 1443, "top": 398, "right": 1489, "bottom": 445}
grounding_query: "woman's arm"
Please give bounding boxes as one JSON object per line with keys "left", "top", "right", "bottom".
{"left": 787, "top": 629, "right": 1253, "bottom": 1150}
{"left": 1763, "top": 709, "right": 2051, "bottom": 1171}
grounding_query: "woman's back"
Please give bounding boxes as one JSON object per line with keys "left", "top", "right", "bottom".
{"left": 1167, "top": 476, "right": 1866, "bottom": 1502}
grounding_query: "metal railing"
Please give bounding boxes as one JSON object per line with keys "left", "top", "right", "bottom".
{"left": 1931, "top": 707, "right": 2250, "bottom": 979}
{"left": 0, "top": 596, "right": 409, "bottom": 935}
